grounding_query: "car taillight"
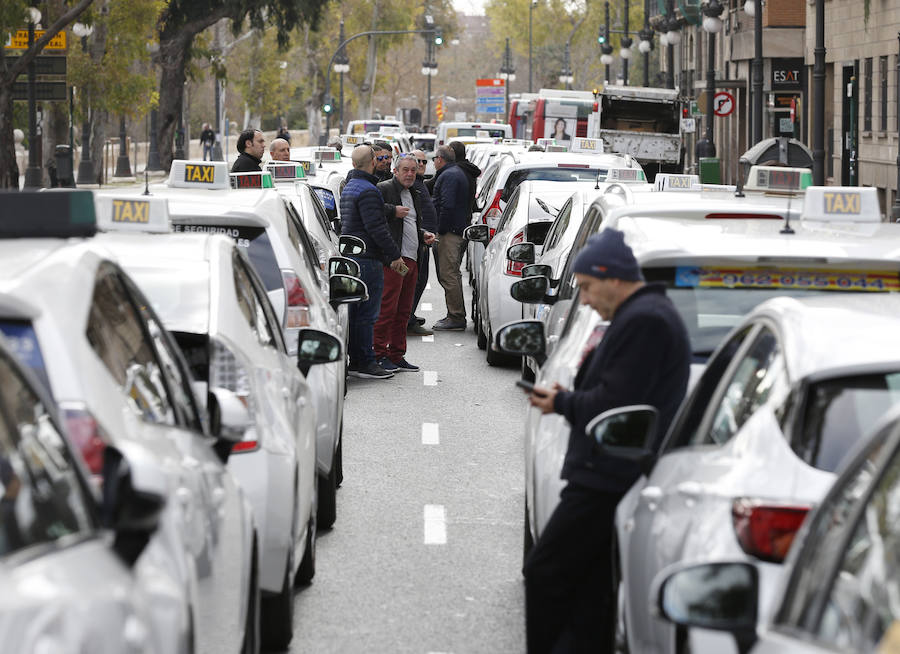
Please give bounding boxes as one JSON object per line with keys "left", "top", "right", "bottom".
{"left": 505, "top": 229, "right": 526, "bottom": 276}
{"left": 732, "top": 498, "right": 810, "bottom": 563}
{"left": 209, "top": 340, "right": 258, "bottom": 451}
{"left": 231, "top": 440, "right": 260, "bottom": 454}
{"left": 61, "top": 405, "right": 107, "bottom": 482}
{"left": 482, "top": 190, "right": 504, "bottom": 240}
{"left": 281, "top": 269, "right": 311, "bottom": 328}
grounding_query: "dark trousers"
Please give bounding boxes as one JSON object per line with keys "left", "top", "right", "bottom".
{"left": 408, "top": 246, "right": 431, "bottom": 325}
{"left": 347, "top": 257, "right": 384, "bottom": 367}
{"left": 374, "top": 257, "right": 418, "bottom": 361}
{"left": 523, "top": 483, "right": 623, "bottom": 654}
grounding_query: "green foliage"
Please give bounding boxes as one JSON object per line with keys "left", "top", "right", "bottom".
{"left": 229, "top": 29, "right": 300, "bottom": 120}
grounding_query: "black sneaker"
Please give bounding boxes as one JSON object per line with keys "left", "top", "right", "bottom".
{"left": 348, "top": 361, "right": 394, "bottom": 379}
{"left": 394, "top": 358, "right": 420, "bottom": 372}
{"left": 377, "top": 357, "right": 399, "bottom": 372}
{"left": 433, "top": 317, "right": 467, "bottom": 331}
{"left": 407, "top": 323, "right": 433, "bottom": 336}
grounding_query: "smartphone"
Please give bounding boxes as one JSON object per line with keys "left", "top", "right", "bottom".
{"left": 515, "top": 379, "right": 535, "bottom": 393}
{"left": 396, "top": 261, "right": 409, "bottom": 277}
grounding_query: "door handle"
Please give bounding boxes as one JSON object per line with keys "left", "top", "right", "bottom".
{"left": 640, "top": 486, "right": 663, "bottom": 501}
{"left": 676, "top": 481, "right": 702, "bottom": 498}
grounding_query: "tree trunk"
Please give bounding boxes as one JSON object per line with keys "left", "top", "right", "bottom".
{"left": 91, "top": 110, "right": 107, "bottom": 184}
{"left": 358, "top": 0, "right": 381, "bottom": 119}
{"left": 0, "top": 88, "right": 19, "bottom": 189}
{"left": 157, "top": 37, "right": 190, "bottom": 170}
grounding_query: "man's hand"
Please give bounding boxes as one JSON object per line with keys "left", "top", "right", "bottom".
{"left": 423, "top": 231, "right": 436, "bottom": 245}
{"left": 395, "top": 206, "right": 410, "bottom": 218}
{"left": 529, "top": 383, "right": 564, "bottom": 414}
{"left": 389, "top": 258, "right": 405, "bottom": 273}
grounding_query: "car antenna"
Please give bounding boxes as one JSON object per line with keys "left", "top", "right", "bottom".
{"left": 142, "top": 170, "right": 151, "bottom": 196}
{"left": 594, "top": 169, "right": 603, "bottom": 190}
{"left": 780, "top": 194, "right": 795, "bottom": 235}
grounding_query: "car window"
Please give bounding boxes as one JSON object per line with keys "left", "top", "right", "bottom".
{"left": 476, "top": 166, "right": 500, "bottom": 209}
{"left": 86, "top": 266, "right": 176, "bottom": 426}
{"left": 284, "top": 202, "right": 325, "bottom": 278}
{"left": 701, "top": 327, "right": 786, "bottom": 446}
{"left": 303, "top": 189, "right": 334, "bottom": 237}
{"left": 794, "top": 373, "right": 900, "bottom": 473}
{"left": 173, "top": 223, "right": 282, "bottom": 291}
{"left": 310, "top": 186, "right": 338, "bottom": 222}
{"left": 232, "top": 254, "right": 276, "bottom": 349}
{"left": 557, "top": 206, "right": 605, "bottom": 301}
{"left": 503, "top": 167, "right": 605, "bottom": 201}
{"left": 0, "top": 351, "right": 96, "bottom": 557}
{"left": 543, "top": 197, "right": 574, "bottom": 252}
{"left": 497, "top": 187, "right": 522, "bottom": 233}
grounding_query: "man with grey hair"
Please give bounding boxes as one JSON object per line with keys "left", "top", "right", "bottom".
{"left": 407, "top": 149, "right": 439, "bottom": 335}
{"left": 269, "top": 137, "right": 290, "bottom": 162}
{"left": 431, "top": 145, "right": 470, "bottom": 330}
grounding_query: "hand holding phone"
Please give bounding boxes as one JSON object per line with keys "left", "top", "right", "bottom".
{"left": 515, "top": 379, "right": 535, "bottom": 393}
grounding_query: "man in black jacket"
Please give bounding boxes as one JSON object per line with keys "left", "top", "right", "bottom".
{"left": 407, "top": 149, "right": 439, "bottom": 336}
{"left": 231, "top": 128, "right": 264, "bottom": 173}
{"left": 523, "top": 229, "right": 691, "bottom": 654}
{"left": 448, "top": 140, "right": 481, "bottom": 214}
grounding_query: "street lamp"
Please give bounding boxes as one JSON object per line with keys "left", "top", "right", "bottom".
{"left": 334, "top": 21, "right": 350, "bottom": 134}
{"left": 559, "top": 43, "right": 574, "bottom": 89}
{"left": 499, "top": 38, "right": 516, "bottom": 120}
{"left": 662, "top": 3, "right": 680, "bottom": 89}
{"left": 529, "top": 0, "right": 538, "bottom": 93}
{"left": 23, "top": 6, "right": 42, "bottom": 188}
{"left": 421, "top": 35, "right": 438, "bottom": 128}
{"left": 601, "top": 2, "right": 613, "bottom": 81}
{"left": 697, "top": 0, "right": 724, "bottom": 159}
{"left": 145, "top": 41, "right": 162, "bottom": 171}
{"left": 72, "top": 22, "right": 95, "bottom": 184}
{"left": 745, "top": 0, "right": 763, "bottom": 145}
{"left": 639, "top": 0, "right": 653, "bottom": 86}
{"left": 812, "top": 0, "right": 825, "bottom": 184}
{"left": 891, "top": 33, "right": 900, "bottom": 220}
{"left": 620, "top": 0, "right": 631, "bottom": 86}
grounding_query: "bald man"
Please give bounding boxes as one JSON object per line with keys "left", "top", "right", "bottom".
{"left": 269, "top": 138, "right": 290, "bottom": 161}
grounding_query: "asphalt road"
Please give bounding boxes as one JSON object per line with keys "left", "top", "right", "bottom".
{"left": 289, "top": 275, "right": 529, "bottom": 653}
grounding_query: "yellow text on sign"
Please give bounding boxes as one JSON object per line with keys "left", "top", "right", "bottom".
{"left": 824, "top": 192, "right": 861, "bottom": 214}
{"left": 669, "top": 177, "right": 692, "bottom": 188}
{"left": 184, "top": 164, "right": 215, "bottom": 183}
{"left": 5, "top": 29, "right": 66, "bottom": 50}
{"left": 112, "top": 200, "right": 150, "bottom": 223}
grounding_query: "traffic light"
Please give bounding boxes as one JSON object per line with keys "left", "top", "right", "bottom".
{"left": 597, "top": 26, "right": 607, "bottom": 44}
{"left": 434, "top": 27, "right": 443, "bottom": 45}
{"left": 323, "top": 102, "right": 332, "bottom": 114}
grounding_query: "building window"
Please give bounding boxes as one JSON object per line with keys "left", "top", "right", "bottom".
{"left": 864, "top": 57, "right": 873, "bottom": 132}
{"left": 881, "top": 56, "right": 889, "bottom": 131}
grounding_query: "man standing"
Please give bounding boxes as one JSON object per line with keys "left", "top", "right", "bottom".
{"left": 200, "top": 122, "right": 216, "bottom": 161}
{"left": 448, "top": 141, "right": 481, "bottom": 214}
{"left": 269, "top": 138, "right": 291, "bottom": 162}
{"left": 374, "top": 155, "right": 437, "bottom": 372}
{"left": 407, "top": 149, "right": 438, "bottom": 336}
{"left": 372, "top": 141, "right": 394, "bottom": 182}
{"left": 523, "top": 229, "right": 691, "bottom": 654}
{"left": 231, "top": 128, "right": 265, "bottom": 172}
{"left": 431, "top": 145, "right": 470, "bottom": 331}
{"left": 340, "top": 144, "right": 406, "bottom": 379}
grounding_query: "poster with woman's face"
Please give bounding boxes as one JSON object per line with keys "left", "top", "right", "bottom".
{"left": 546, "top": 117, "right": 575, "bottom": 144}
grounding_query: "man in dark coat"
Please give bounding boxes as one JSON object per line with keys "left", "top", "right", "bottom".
{"left": 340, "top": 144, "right": 405, "bottom": 379}
{"left": 372, "top": 141, "right": 394, "bottom": 182}
{"left": 406, "top": 149, "right": 439, "bottom": 336}
{"left": 431, "top": 145, "right": 471, "bottom": 331}
{"left": 523, "top": 229, "right": 691, "bottom": 654}
{"left": 231, "top": 128, "right": 264, "bottom": 173}
{"left": 448, "top": 140, "right": 481, "bottom": 214}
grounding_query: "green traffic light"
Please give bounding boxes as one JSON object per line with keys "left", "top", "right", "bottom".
{"left": 323, "top": 103, "right": 332, "bottom": 113}
{"left": 434, "top": 27, "right": 443, "bottom": 45}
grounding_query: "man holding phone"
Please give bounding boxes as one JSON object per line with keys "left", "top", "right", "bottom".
{"left": 521, "top": 229, "right": 691, "bottom": 653}
{"left": 373, "top": 154, "right": 436, "bottom": 372}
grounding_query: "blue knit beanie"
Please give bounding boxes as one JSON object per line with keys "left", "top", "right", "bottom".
{"left": 572, "top": 229, "right": 643, "bottom": 281}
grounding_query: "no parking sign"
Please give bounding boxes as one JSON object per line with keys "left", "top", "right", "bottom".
{"left": 713, "top": 91, "right": 735, "bottom": 117}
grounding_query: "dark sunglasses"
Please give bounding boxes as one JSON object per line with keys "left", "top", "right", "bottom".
{"left": 376, "top": 155, "right": 392, "bottom": 161}
{"left": 416, "top": 159, "right": 427, "bottom": 164}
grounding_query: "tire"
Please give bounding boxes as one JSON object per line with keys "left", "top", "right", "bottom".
{"left": 296, "top": 514, "right": 316, "bottom": 585}
{"left": 241, "top": 537, "right": 261, "bottom": 654}
{"left": 523, "top": 502, "right": 534, "bottom": 564}
{"left": 317, "top": 465, "right": 337, "bottom": 529}
{"left": 486, "top": 326, "right": 505, "bottom": 366}
{"left": 476, "top": 314, "right": 487, "bottom": 350}
{"left": 261, "top": 552, "right": 295, "bottom": 651}
{"left": 334, "top": 427, "right": 343, "bottom": 488}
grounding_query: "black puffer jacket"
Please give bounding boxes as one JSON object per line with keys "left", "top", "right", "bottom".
{"left": 339, "top": 169, "right": 401, "bottom": 264}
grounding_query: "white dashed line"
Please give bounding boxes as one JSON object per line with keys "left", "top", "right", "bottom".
{"left": 421, "top": 302, "right": 433, "bottom": 312}
{"left": 423, "top": 370, "right": 438, "bottom": 386}
{"left": 421, "top": 422, "right": 440, "bottom": 445}
{"left": 421, "top": 335, "right": 435, "bottom": 343}
{"left": 424, "top": 505, "right": 447, "bottom": 544}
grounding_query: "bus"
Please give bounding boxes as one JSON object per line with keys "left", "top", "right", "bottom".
{"left": 507, "top": 89, "right": 598, "bottom": 144}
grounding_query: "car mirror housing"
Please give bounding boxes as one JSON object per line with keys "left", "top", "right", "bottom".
{"left": 522, "top": 263, "right": 552, "bottom": 279}
{"left": 338, "top": 234, "right": 366, "bottom": 256}
{"left": 463, "top": 224, "right": 490, "bottom": 243}
{"left": 495, "top": 320, "right": 547, "bottom": 364}
{"left": 297, "top": 328, "right": 342, "bottom": 368}
{"left": 506, "top": 242, "right": 535, "bottom": 264}
{"left": 510, "top": 276, "right": 551, "bottom": 304}
{"left": 587, "top": 405, "right": 659, "bottom": 461}
{"left": 329, "top": 255, "right": 360, "bottom": 277}
{"left": 330, "top": 274, "right": 368, "bottom": 306}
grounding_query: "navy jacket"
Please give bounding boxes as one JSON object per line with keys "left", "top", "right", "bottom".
{"left": 340, "top": 169, "right": 401, "bottom": 263}
{"left": 432, "top": 162, "right": 471, "bottom": 236}
{"left": 413, "top": 176, "right": 438, "bottom": 233}
{"left": 554, "top": 283, "right": 691, "bottom": 494}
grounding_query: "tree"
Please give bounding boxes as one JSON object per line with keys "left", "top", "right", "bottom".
{"left": 155, "top": 0, "right": 329, "bottom": 169}
{"left": 0, "top": 0, "right": 93, "bottom": 188}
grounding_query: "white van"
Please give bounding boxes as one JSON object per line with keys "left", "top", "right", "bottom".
{"left": 435, "top": 121, "right": 512, "bottom": 146}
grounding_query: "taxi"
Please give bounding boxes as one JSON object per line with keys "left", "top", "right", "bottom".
{"left": 0, "top": 192, "right": 259, "bottom": 654}
{"left": 90, "top": 192, "right": 345, "bottom": 651}
{"left": 0, "top": 332, "right": 168, "bottom": 654}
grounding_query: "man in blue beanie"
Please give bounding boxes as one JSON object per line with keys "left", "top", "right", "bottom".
{"left": 522, "top": 228, "right": 691, "bottom": 654}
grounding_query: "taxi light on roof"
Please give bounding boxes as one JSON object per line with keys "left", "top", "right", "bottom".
{"left": 655, "top": 173, "right": 699, "bottom": 191}
{"left": 605, "top": 168, "right": 646, "bottom": 182}
{"left": 313, "top": 148, "right": 341, "bottom": 162}
{"left": 569, "top": 137, "right": 604, "bottom": 154}
{"left": 801, "top": 186, "right": 882, "bottom": 223}
{"left": 546, "top": 144, "right": 568, "bottom": 152}
{"left": 343, "top": 135, "right": 365, "bottom": 145}
{"left": 94, "top": 195, "right": 171, "bottom": 233}
{"left": 229, "top": 171, "right": 274, "bottom": 189}
{"left": 292, "top": 160, "right": 315, "bottom": 176}
{"left": 536, "top": 138, "right": 558, "bottom": 147}
{"left": 0, "top": 190, "right": 97, "bottom": 238}
{"left": 265, "top": 161, "right": 305, "bottom": 181}
{"left": 168, "top": 160, "right": 230, "bottom": 189}
{"left": 744, "top": 165, "right": 812, "bottom": 193}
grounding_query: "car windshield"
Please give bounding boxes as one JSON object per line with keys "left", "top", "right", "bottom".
{"left": 504, "top": 168, "right": 605, "bottom": 199}
{"left": 123, "top": 263, "right": 211, "bottom": 335}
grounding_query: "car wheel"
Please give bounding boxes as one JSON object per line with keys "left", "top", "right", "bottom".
{"left": 296, "top": 513, "right": 316, "bottom": 585}
{"left": 523, "top": 502, "right": 534, "bottom": 564}
{"left": 334, "top": 426, "right": 343, "bottom": 488}
{"left": 317, "top": 466, "right": 337, "bottom": 529}
{"left": 261, "top": 551, "right": 295, "bottom": 650}
{"left": 241, "top": 537, "right": 261, "bottom": 654}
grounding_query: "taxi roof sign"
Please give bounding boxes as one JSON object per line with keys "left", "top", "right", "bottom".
{"left": 744, "top": 165, "right": 812, "bottom": 194}
{"left": 536, "top": 138, "right": 558, "bottom": 148}
{"left": 605, "top": 168, "right": 647, "bottom": 183}
{"left": 655, "top": 174, "right": 700, "bottom": 191}
{"left": 0, "top": 190, "right": 96, "bottom": 238}
{"left": 313, "top": 148, "right": 341, "bottom": 163}
{"left": 94, "top": 195, "right": 171, "bottom": 233}
{"left": 229, "top": 171, "right": 274, "bottom": 189}
{"left": 546, "top": 144, "right": 568, "bottom": 152}
{"left": 265, "top": 161, "right": 306, "bottom": 182}
{"left": 801, "top": 186, "right": 882, "bottom": 223}
{"left": 569, "top": 137, "right": 604, "bottom": 154}
{"left": 343, "top": 134, "right": 365, "bottom": 146}
{"left": 168, "top": 160, "right": 230, "bottom": 189}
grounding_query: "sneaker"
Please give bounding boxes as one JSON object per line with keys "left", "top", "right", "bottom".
{"left": 348, "top": 361, "right": 394, "bottom": 379}
{"left": 377, "top": 357, "right": 399, "bottom": 372}
{"left": 393, "top": 358, "right": 419, "bottom": 372}
{"left": 407, "top": 323, "right": 433, "bottom": 336}
{"left": 407, "top": 315, "right": 427, "bottom": 327}
{"left": 416, "top": 316, "right": 426, "bottom": 325}
{"left": 432, "top": 317, "right": 467, "bottom": 331}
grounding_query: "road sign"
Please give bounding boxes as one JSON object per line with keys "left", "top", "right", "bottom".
{"left": 681, "top": 118, "right": 696, "bottom": 133}
{"left": 4, "top": 55, "right": 67, "bottom": 76}
{"left": 713, "top": 91, "right": 735, "bottom": 117}
{"left": 5, "top": 29, "right": 67, "bottom": 50}
{"left": 11, "top": 81, "right": 67, "bottom": 102}
{"left": 475, "top": 78, "right": 505, "bottom": 114}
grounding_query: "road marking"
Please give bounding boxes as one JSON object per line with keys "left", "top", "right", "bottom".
{"left": 422, "top": 335, "right": 435, "bottom": 343}
{"left": 423, "top": 370, "right": 438, "bottom": 386}
{"left": 424, "top": 505, "right": 447, "bottom": 544}
{"left": 421, "top": 302, "right": 433, "bottom": 311}
{"left": 422, "top": 422, "right": 440, "bottom": 445}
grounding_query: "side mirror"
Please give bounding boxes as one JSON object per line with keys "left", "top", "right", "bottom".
{"left": 522, "top": 263, "right": 552, "bottom": 279}
{"left": 208, "top": 387, "right": 252, "bottom": 443}
{"left": 652, "top": 562, "right": 759, "bottom": 654}
{"left": 463, "top": 224, "right": 490, "bottom": 244}
{"left": 587, "top": 405, "right": 659, "bottom": 462}
{"left": 507, "top": 242, "right": 535, "bottom": 264}
{"left": 297, "top": 328, "right": 342, "bottom": 376}
{"left": 510, "top": 276, "right": 552, "bottom": 304}
{"left": 329, "top": 255, "right": 360, "bottom": 277}
{"left": 338, "top": 234, "right": 366, "bottom": 255}
{"left": 495, "top": 320, "right": 547, "bottom": 365}
{"left": 330, "top": 274, "right": 368, "bottom": 306}
{"left": 101, "top": 444, "right": 166, "bottom": 568}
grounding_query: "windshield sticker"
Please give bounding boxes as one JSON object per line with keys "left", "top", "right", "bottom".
{"left": 675, "top": 266, "right": 900, "bottom": 292}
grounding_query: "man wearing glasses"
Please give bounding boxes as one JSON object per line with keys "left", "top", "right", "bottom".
{"left": 372, "top": 141, "right": 393, "bottom": 182}
{"left": 407, "top": 149, "right": 439, "bottom": 336}
{"left": 431, "top": 145, "right": 470, "bottom": 331}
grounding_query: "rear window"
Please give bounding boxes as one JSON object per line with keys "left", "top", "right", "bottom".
{"left": 0, "top": 320, "right": 51, "bottom": 394}
{"left": 526, "top": 222, "right": 554, "bottom": 246}
{"left": 413, "top": 137, "right": 435, "bottom": 152}
{"left": 503, "top": 167, "right": 604, "bottom": 200}
{"left": 447, "top": 127, "right": 508, "bottom": 138}
{"left": 173, "top": 224, "right": 282, "bottom": 291}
